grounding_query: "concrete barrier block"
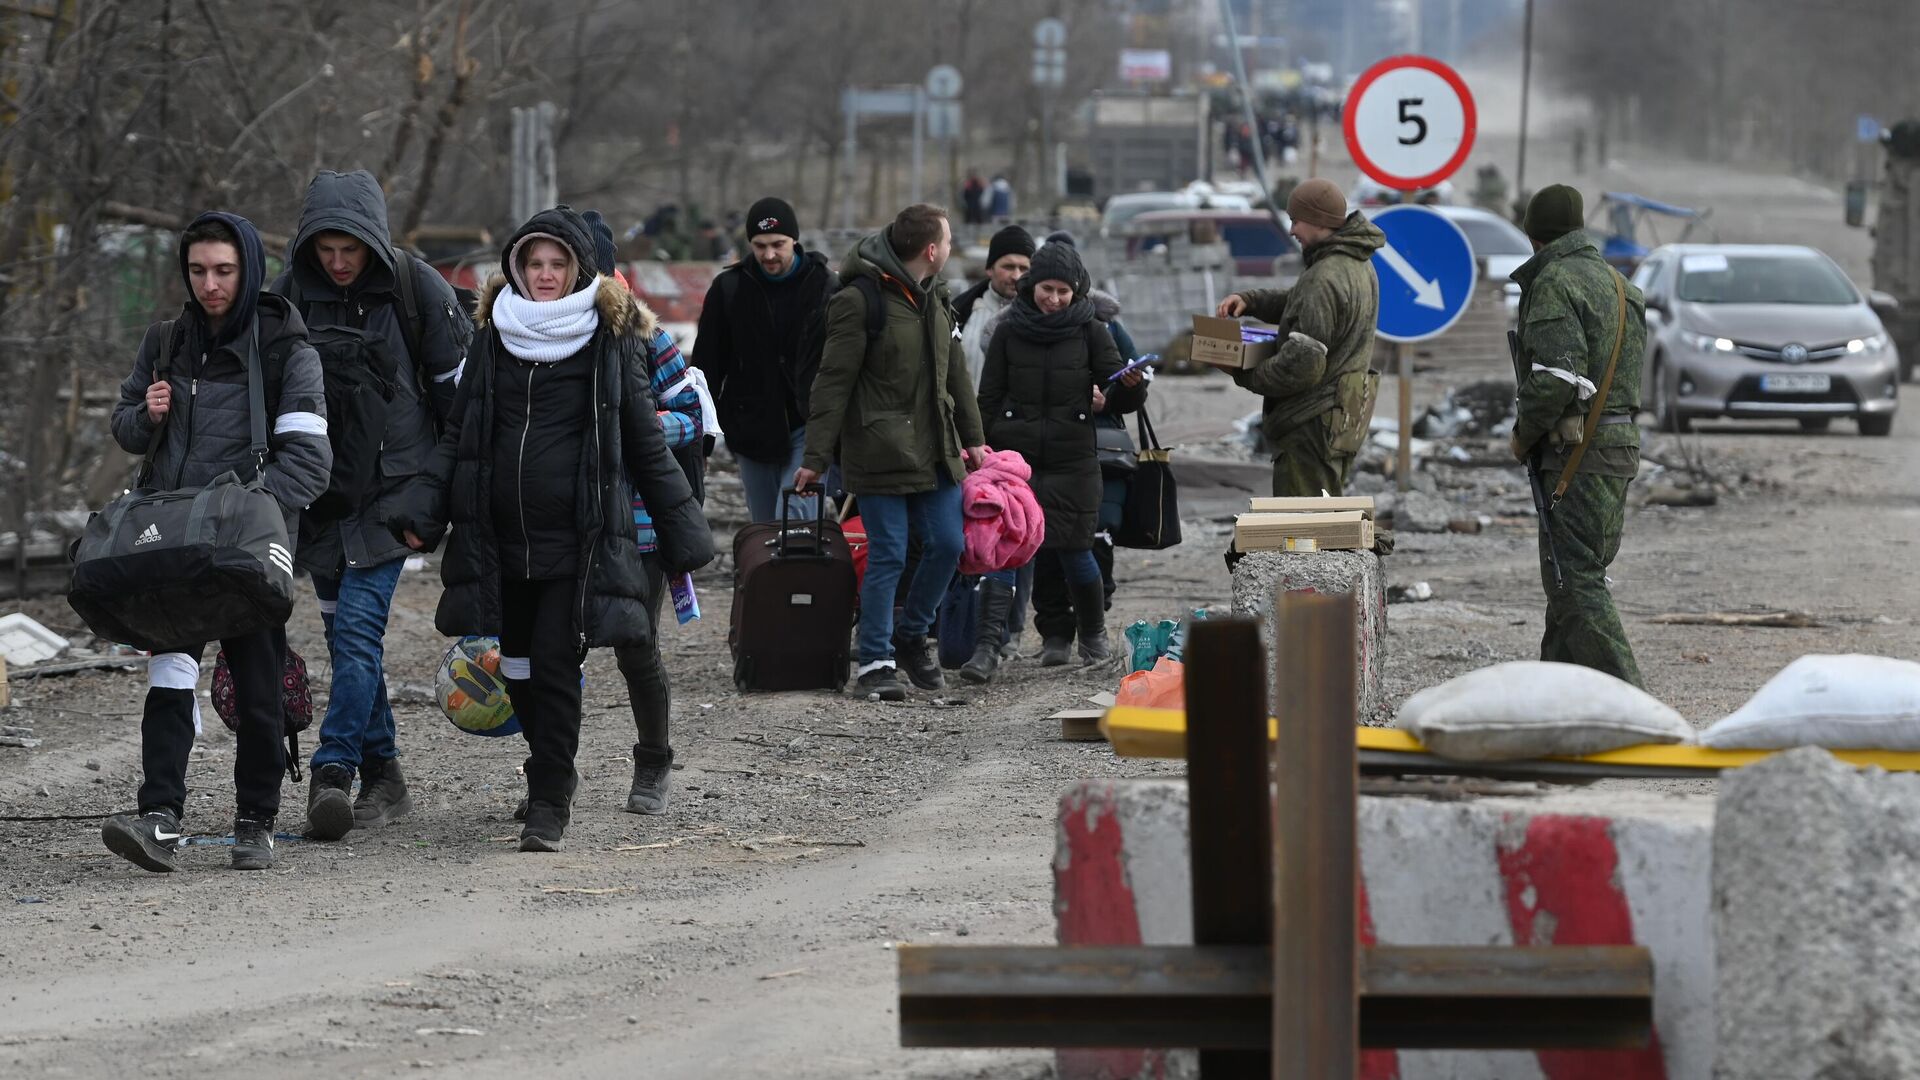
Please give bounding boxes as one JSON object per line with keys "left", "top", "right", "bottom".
{"left": 1715, "top": 748, "right": 1920, "bottom": 1080}
{"left": 1054, "top": 779, "right": 1715, "bottom": 1080}
{"left": 1228, "top": 550, "right": 1387, "bottom": 724}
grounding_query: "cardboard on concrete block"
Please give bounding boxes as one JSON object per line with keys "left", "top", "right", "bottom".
{"left": 1228, "top": 549, "right": 1387, "bottom": 724}
{"left": 1055, "top": 778, "right": 1716, "bottom": 1080}
{"left": 1715, "top": 747, "right": 1920, "bottom": 1079}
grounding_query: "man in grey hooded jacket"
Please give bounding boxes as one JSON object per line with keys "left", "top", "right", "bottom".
{"left": 272, "top": 170, "right": 469, "bottom": 840}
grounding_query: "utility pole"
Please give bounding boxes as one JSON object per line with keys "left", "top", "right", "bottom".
{"left": 1516, "top": 0, "right": 1534, "bottom": 197}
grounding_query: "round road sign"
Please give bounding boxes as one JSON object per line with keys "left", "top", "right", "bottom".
{"left": 926, "top": 64, "right": 963, "bottom": 101}
{"left": 1033, "top": 17, "right": 1066, "bottom": 48}
{"left": 1343, "top": 55, "right": 1477, "bottom": 192}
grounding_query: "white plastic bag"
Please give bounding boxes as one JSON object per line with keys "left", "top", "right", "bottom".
{"left": 1700, "top": 655, "right": 1920, "bottom": 750}
{"left": 1396, "top": 661, "right": 1692, "bottom": 761}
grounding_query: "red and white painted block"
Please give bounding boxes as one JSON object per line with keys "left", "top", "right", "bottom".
{"left": 1054, "top": 780, "right": 1716, "bottom": 1080}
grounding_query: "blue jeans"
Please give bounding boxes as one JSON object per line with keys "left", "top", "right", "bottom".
{"left": 856, "top": 472, "right": 965, "bottom": 666}
{"left": 738, "top": 426, "right": 818, "bottom": 525}
{"left": 988, "top": 548, "right": 1101, "bottom": 589}
{"left": 311, "top": 558, "right": 404, "bottom": 774}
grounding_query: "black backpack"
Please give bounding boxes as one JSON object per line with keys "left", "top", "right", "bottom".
{"left": 304, "top": 325, "right": 398, "bottom": 520}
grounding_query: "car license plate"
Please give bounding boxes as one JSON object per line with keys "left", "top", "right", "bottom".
{"left": 1760, "top": 373, "right": 1830, "bottom": 393}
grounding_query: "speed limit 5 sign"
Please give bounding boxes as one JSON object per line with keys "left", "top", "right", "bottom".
{"left": 1344, "top": 56, "right": 1477, "bottom": 191}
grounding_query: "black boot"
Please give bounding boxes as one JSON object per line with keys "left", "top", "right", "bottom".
{"left": 627, "top": 744, "right": 673, "bottom": 815}
{"left": 305, "top": 762, "right": 354, "bottom": 840}
{"left": 960, "top": 579, "right": 1017, "bottom": 685}
{"left": 353, "top": 756, "right": 413, "bottom": 828}
{"left": 1070, "top": 579, "right": 1112, "bottom": 664}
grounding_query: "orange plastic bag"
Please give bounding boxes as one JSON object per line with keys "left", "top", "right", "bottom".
{"left": 1114, "top": 656, "right": 1185, "bottom": 710}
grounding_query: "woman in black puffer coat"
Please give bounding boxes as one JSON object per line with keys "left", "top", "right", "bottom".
{"left": 971, "top": 241, "right": 1144, "bottom": 683}
{"left": 391, "top": 206, "right": 713, "bottom": 852}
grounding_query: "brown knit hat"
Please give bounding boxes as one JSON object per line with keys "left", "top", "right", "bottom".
{"left": 1286, "top": 178, "right": 1349, "bottom": 230}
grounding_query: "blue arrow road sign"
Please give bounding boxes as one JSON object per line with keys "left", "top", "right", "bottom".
{"left": 1367, "top": 204, "right": 1479, "bottom": 344}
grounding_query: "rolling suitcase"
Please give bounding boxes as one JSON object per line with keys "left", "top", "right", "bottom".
{"left": 729, "top": 486, "right": 855, "bottom": 691}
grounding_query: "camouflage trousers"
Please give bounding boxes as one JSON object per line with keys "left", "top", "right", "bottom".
{"left": 1269, "top": 420, "right": 1354, "bottom": 498}
{"left": 1537, "top": 469, "right": 1644, "bottom": 688}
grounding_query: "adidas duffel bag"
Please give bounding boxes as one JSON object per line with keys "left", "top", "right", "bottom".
{"left": 68, "top": 472, "right": 295, "bottom": 652}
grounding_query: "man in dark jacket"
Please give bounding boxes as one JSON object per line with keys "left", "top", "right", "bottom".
{"left": 272, "top": 170, "right": 469, "bottom": 842}
{"left": 794, "top": 204, "right": 986, "bottom": 702}
{"left": 101, "top": 212, "right": 332, "bottom": 873}
{"left": 1217, "top": 178, "right": 1385, "bottom": 496}
{"left": 693, "top": 196, "right": 833, "bottom": 523}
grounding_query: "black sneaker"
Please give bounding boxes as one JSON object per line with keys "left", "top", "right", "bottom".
{"left": 352, "top": 756, "right": 413, "bottom": 828}
{"left": 305, "top": 762, "right": 354, "bottom": 841}
{"left": 855, "top": 666, "right": 907, "bottom": 702}
{"left": 891, "top": 631, "right": 943, "bottom": 691}
{"left": 519, "top": 800, "right": 569, "bottom": 852}
{"left": 232, "top": 817, "right": 275, "bottom": 871}
{"left": 513, "top": 772, "right": 577, "bottom": 822}
{"left": 101, "top": 809, "right": 181, "bottom": 873}
{"left": 627, "top": 748, "right": 672, "bottom": 816}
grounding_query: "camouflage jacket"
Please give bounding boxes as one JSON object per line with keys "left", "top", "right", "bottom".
{"left": 1512, "top": 230, "right": 1645, "bottom": 477}
{"left": 1231, "top": 211, "right": 1384, "bottom": 443}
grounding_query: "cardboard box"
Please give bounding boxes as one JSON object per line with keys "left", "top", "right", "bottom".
{"left": 1247, "top": 496, "right": 1376, "bottom": 517}
{"left": 1234, "top": 510, "right": 1375, "bottom": 552}
{"left": 1190, "top": 315, "right": 1278, "bottom": 370}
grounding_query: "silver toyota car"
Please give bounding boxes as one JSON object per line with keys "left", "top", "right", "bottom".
{"left": 1633, "top": 244, "right": 1900, "bottom": 435}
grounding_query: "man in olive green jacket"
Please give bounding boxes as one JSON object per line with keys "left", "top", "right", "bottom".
{"left": 795, "top": 204, "right": 986, "bottom": 702}
{"left": 1217, "top": 178, "right": 1385, "bottom": 497}
{"left": 1510, "top": 184, "right": 1646, "bottom": 687}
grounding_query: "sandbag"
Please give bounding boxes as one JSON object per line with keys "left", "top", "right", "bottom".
{"left": 1396, "top": 661, "right": 1692, "bottom": 761}
{"left": 1700, "top": 655, "right": 1920, "bottom": 750}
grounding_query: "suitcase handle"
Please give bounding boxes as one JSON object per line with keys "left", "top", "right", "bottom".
{"left": 776, "top": 484, "right": 829, "bottom": 558}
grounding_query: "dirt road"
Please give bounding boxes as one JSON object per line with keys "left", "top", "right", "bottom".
{"left": 3, "top": 141, "right": 1917, "bottom": 1078}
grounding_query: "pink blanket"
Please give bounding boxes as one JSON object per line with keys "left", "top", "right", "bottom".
{"left": 960, "top": 449, "right": 1045, "bottom": 574}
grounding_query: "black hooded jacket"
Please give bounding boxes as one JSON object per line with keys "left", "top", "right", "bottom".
{"left": 111, "top": 212, "right": 332, "bottom": 537}
{"left": 691, "top": 248, "right": 833, "bottom": 462}
{"left": 390, "top": 207, "right": 714, "bottom": 651}
{"left": 271, "top": 170, "right": 470, "bottom": 575}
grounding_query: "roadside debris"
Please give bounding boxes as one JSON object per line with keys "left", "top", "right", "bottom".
{"left": 1388, "top": 582, "right": 1434, "bottom": 604}
{"left": 1651, "top": 611, "right": 1824, "bottom": 629}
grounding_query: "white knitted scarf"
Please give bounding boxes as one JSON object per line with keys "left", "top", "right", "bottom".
{"left": 492, "top": 277, "right": 601, "bottom": 363}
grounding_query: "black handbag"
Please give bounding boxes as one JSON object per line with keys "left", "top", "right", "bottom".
{"left": 68, "top": 322, "right": 297, "bottom": 651}
{"left": 1113, "top": 406, "right": 1181, "bottom": 550}
{"left": 1095, "top": 415, "right": 1138, "bottom": 476}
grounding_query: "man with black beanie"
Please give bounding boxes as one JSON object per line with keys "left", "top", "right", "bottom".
{"left": 955, "top": 224, "right": 1034, "bottom": 386}
{"left": 1510, "top": 183, "right": 1646, "bottom": 687}
{"left": 692, "top": 195, "right": 835, "bottom": 523}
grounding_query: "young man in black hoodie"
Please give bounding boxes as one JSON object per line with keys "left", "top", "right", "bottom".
{"left": 272, "top": 170, "right": 469, "bottom": 841}
{"left": 691, "top": 197, "right": 834, "bottom": 523}
{"left": 101, "top": 213, "right": 333, "bottom": 872}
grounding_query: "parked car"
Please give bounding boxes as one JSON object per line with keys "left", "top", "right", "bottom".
{"left": 1100, "top": 189, "right": 1252, "bottom": 237}
{"left": 1124, "top": 208, "right": 1300, "bottom": 277}
{"left": 1633, "top": 244, "right": 1900, "bottom": 435}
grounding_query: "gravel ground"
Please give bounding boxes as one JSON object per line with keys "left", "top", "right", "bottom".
{"left": 1, "top": 136, "right": 1915, "bottom": 1078}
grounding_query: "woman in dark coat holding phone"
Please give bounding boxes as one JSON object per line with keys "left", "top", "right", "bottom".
{"left": 968, "top": 241, "right": 1145, "bottom": 683}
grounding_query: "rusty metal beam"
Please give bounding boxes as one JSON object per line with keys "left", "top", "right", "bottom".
{"left": 1181, "top": 617, "right": 1271, "bottom": 1078}
{"left": 1270, "top": 590, "right": 1358, "bottom": 1079}
{"left": 897, "top": 943, "right": 1652, "bottom": 1051}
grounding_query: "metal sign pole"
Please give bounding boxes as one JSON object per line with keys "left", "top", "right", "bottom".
{"left": 1217, "top": 0, "right": 1283, "bottom": 234}
{"left": 842, "top": 91, "right": 858, "bottom": 231}
{"left": 1397, "top": 341, "right": 1412, "bottom": 492}
{"left": 912, "top": 88, "right": 925, "bottom": 207}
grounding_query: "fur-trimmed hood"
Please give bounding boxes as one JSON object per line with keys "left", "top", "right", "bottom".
{"left": 474, "top": 271, "right": 657, "bottom": 342}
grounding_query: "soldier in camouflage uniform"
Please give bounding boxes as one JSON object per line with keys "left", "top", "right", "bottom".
{"left": 1510, "top": 185, "right": 1646, "bottom": 687}
{"left": 1217, "top": 178, "right": 1384, "bottom": 497}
